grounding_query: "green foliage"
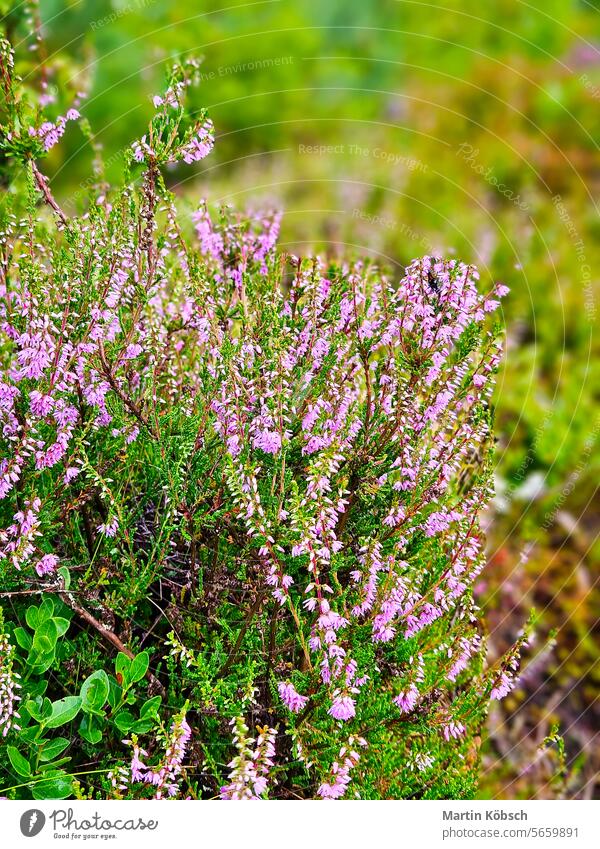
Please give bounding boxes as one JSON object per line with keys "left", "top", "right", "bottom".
{"left": 1, "top": 598, "right": 162, "bottom": 798}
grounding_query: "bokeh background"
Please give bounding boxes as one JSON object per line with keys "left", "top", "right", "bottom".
{"left": 3, "top": 0, "right": 599, "bottom": 798}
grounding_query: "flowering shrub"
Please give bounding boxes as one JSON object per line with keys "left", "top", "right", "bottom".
{"left": 0, "top": 32, "right": 525, "bottom": 800}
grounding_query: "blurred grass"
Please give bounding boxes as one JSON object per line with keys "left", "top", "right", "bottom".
{"left": 2, "top": 0, "right": 599, "bottom": 797}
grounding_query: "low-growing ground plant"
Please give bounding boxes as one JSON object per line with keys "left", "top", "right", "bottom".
{"left": 0, "top": 31, "right": 525, "bottom": 800}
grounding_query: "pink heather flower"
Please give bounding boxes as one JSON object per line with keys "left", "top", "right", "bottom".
{"left": 226, "top": 434, "right": 241, "bottom": 456}
{"left": 35, "top": 553, "right": 59, "bottom": 577}
{"left": 483, "top": 298, "right": 500, "bottom": 312}
{"left": 97, "top": 517, "right": 118, "bottom": 537}
{"left": 490, "top": 671, "right": 516, "bottom": 700}
{"left": 125, "top": 426, "right": 140, "bottom": 445}
{"left": 252, "top": 429, "right": 281, "bottom": 455}
{"left": 317, "top": 736, "right": 366, "bottom": 800}
{"left": 0, "top": 77, "right": 509, "bottom": 799}
{"left": 393, "top": 684, "right": 419, "bottom": 714}
{"left": 448, "top": 635, "right": 481, "bottom": 682}
{"left": 124, "top": 343, "right": 143, "bottom": 359}
{"left": 408, "top": 751, "right": 435, "bottom": 773}
{"left": 0, "top": 382, "right": 19, "bottom": 411}
{"left": 357, "top": 318, "right": 378, "bottom": 341}
{"left": 0, "top": 629, "right": 22, "bottom": 737}
{"left": 442, "top": 720, "right": 466, "bottom": 741}
{"left": 220, "top": 717, "right": 276, "bottom": 800}
{"left": 63, "top": 466, "right": 81, "bottom": 484}
{"left": 130, "top": 745, "right": 149, "bottom": 782}
{"left": 496, "top": 283, "right": 510, "bottom": 297}
{"left": 179, "top": 120, "right": 215, "bottom": 165}
{"left": 29, "top": 391, "right": 54, "bottom": 417}
{"left": 278, "top": 682, "right": 308, "bottom": 713}
{"left": 0, "top": 498, "right": 42, "bottom": 571}
{"left": 328, "top": 694, "right": 356, "bottom": 721}
{"left": 121, "top": 710, "right": 191, "bottom": 799}
{"left": 30, "top": 109, "right": 79, "bottom": 151}
{"left": 192, "top": 203, "right": 224, "bottom": 260}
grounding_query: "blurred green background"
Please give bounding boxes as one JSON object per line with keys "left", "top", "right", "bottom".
{"left": 3, "top": 0, "right": 599, "bottom": 798}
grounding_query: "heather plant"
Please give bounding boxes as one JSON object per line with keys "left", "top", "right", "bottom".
{"left": 0, "top": 31, "right": 525, "bottom": 800}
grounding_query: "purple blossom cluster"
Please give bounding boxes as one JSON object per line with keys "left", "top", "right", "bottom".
{"left": 0, "top": 166, "right": 516, "bottom": 794}
{"left": 393, "top": 654, "right": 425, "bottom": 713}
{"left": 132, "top": 119, "right": 214, "bottom": 166}
{"left": 278, "top": 681, "right": 308, "bottom": 713}
{"left": 0, "top": 627, "right": 21, "bottom": 737}
{"left": 110, "top": 711, "right": 191, "bottom": 799}
{"left": 447, "top": 633, "right": 483, "bottom": 682}
{"left": 131, "top": 65, "right": 215, "bottom": 167}
{"left": 441, "top": 718, "right": 466, "bottom": 742}
{"left": 220, "top": 717, "right": 277, "bottom": 800}
{"left": 0, "top": 48, "right": 522, "bottom": 795}
{"left": 490, "top": 639, "right": 523, "bottom": 700}
{"left": 28, "top": 109, "right": 80, "bottom": 151}
{"left": 179, "top": 119, "right": 215, "bottom": 164}
{"left": 0, "top": 498, "right": 41, "bottom": 571}
{"left": 317, "top": 736, "right": 367, "bottom": 799}
{"left": 202, "top": 244, "right": 509, "bottom": 734}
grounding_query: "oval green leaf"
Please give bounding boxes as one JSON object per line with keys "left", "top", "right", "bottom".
{"left": 7, "top": 746, "right": 31, "bottom": 778}
{"left": 46, "top": 696, "right": 82, "bottom": 729}
{"left": 80, "top": 669, "right": 109, "bottom": 711}
{"left": 39, "top": 737, "right": 70, "bottom": 763}
{"left": 33, "top": 618, "right": 58, "bottom": 654}
{"left": 32, "top": 774, "right": 73, "bottom": 800}
{"left": 129, "top": 651, "right": 149, "bottom": 683}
